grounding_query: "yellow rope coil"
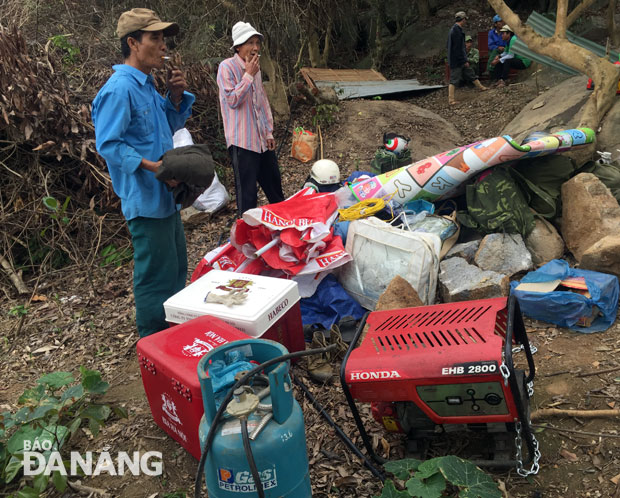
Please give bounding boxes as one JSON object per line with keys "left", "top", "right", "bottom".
{"left": 338, "top": 198, "right": 386, "bottom": 221}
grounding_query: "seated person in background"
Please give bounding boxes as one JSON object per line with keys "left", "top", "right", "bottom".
{"left": 465, "top": 35, "right": 479, "bottom": 75}
{"left": 490, "top": 25, "right": 531, "bottom": 87}
{"left": 487, "top": 14, "right": 507, "bottom": 75}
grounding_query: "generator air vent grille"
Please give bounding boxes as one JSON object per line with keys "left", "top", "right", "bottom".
{"left": 373, "top": 304, "right": 495, "bottom": 332}
{"left": 371, "top": 327, "right": 487, "bottom": 352}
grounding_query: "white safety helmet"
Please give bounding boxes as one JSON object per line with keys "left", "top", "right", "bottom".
{"left": 310, "top": 159, "right": 340, "bottom": 185}
{"left": 383, "top": 132, "right": 411, "bottom": 155}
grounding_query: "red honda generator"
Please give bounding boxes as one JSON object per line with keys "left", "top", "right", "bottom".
{"left": 340, "top": 296, "right": 540, "bottom": 475}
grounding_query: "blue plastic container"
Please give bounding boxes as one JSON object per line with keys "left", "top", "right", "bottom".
{"left": 198, "top": 339, "right": 311, "bottom": 497}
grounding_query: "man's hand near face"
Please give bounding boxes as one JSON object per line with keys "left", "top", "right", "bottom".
{"left": 167, "top": 68, "right": 187, "bottom": 106}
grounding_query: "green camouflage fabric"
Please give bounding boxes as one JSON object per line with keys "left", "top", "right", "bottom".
{"left": 370, "top": 147, "right": 412, "bottom": 175}
{"left": 457, "top": 165, "right": 536, "bottom": 236}
{"left": 513, "top": 155, "right": 576, "bottom": 219}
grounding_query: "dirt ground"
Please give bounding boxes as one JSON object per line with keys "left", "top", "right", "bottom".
{"left": 2, "top": 74, "right": 620, "bottom": 498}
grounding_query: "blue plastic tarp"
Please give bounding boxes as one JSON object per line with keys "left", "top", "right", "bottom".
{"left": 510, "top": 259, "right": 619, "bottom": 333}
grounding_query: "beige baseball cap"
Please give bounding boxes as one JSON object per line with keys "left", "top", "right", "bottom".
{"left": 117, "top": 8, "right": 179, "bottom": 39}
{"left": 455, "top": 11, "right": 467, "bottom": 20}
{"left": 500, "top": 24, "right": 514, "bottom": 32}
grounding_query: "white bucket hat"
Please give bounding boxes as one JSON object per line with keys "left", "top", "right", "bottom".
{"left": 231, "top": 21, "right": 264, "bottom": 49}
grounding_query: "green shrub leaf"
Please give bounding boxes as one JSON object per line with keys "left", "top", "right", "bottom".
{"left": 383, "top": 458, "right": 423, "bottom": 480}
{"left": 373, "top": 479, "right": 409, "bottom": 498}
{"left": 437, "top": 456, "right": 502, "bottom": 498}
{"left": 406, "top": 472, "right": 446, "bottom": 498}
{"left": 42, "top": 196, "right": 59, "bottom": 211}
{"left": 60, "top": 384, "right": 84, "bottom": 404}
{"left": 16, "top": 486, "right": 40, "bottom": 498}
{"left": 7, "top": 425, "right": 42, "bottom": 454}
{"left": 415, "top": 458, "right": 441, "bottom": 480}
{"left": 52, "top": 469, "right": 68, "bottom": 492}
{"left": 4, "top": 455, "right": 25, "bottom": 483}
{"left": 37, "top": 372, "right": 74, "bottom": 390}
{"left": 80, "top": 367, "right": 109, "bottom": 394}
{"left": 32, "top": 472, "right": 49, "bottom": 492}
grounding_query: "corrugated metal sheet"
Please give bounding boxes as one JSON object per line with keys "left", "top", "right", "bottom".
{"left": 511, "top": 11, "right": 619, "bottom": 75}
{"left": 314, "top": 79, "right": 444, "bottom": 100}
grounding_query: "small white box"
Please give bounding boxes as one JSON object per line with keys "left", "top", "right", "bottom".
{"left": 163, "top": 271, "right": 304, "bottom": 354}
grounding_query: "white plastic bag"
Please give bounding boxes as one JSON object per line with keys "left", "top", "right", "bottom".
{"left": 192, "top": 172, "right": 230, "bottom": 214}
{"left": 172, "top": 128, "right": 230, "bottom": 214}
{"left": 337, "top": 217, "right": 441, "bottom": 309}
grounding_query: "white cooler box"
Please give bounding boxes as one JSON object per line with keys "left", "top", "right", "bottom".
{"left": 163, "top": 270, "right": 305, "bottom": 355}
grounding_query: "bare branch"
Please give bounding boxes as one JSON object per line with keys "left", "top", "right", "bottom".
{"left": 567, "top": 0, "right": 598, "bottom": 28}
{"left": 555, "top": 0, "right": 568, "bottom": 38}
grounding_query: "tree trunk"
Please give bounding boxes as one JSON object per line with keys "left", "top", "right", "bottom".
{"left": 418, "top": 0, "right": 431, "bottom": 18}
{"left": 608, "top": 0, "right": 620, "bottom": 47}
{"left": 319, "top": 16, "right": 333, "bottom": 67}
{"left": 487, "top": 0, "right": 620, "bottom": 130}
{"left": 259, "top": 46, "right": 290, "bottom": 120}
{"left": 308, "top": 29, "right": 321, "bottom": 67}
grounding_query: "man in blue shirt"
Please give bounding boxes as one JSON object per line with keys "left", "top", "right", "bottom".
{"left": 486, "top": 14, "right": 507, "bottom": 75}
{"left": 92, "top": 8, "right": 195, "bottom": 337}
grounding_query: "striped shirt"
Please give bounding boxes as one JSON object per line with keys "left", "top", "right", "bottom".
{"left": 217, "top": 53, "right": 274, "bottom": 153}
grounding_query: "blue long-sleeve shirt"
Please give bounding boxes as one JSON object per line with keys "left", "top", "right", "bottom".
{"left": 92, "top": 64, "right": 195, "bottom": 220}
{"left": 488, "top": 28, "right": 507, "bottom": 52}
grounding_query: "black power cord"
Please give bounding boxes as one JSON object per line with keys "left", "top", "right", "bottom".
{"left": 292, "top": 373, "right": 385, "bottom": 481}
{"left": 194, "top": 344, "right": 337, "bottom": 498}
{"left": 241, "top": 417, "right": 264, "bottom": 498}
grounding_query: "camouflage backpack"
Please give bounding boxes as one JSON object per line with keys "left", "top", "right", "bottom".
{"left": 370, "top": 147, "right": 412, "bottom": 175}
{"left": 456, "top": 165, "right": 536, "bottom": 236}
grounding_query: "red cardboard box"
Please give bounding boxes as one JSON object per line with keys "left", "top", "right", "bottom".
{"left": 136, "top": 315, "right": 250, "bottom": 459}
{"left": 163, "top": 270, "right": 305, "bottom": 357}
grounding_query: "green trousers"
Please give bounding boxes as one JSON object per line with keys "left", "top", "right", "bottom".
{"left": 487, "top": 48, "right": 501, "bottom": 74}
{"left": 127, "top": 211, "right": 187, "bottom": 337}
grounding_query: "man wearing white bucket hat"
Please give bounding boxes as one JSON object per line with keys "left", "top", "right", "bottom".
{"left": 217, "top": 21, "right": 285, "bottom": 217}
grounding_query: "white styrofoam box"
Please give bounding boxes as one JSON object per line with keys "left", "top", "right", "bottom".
{"left": 164, "top": 270, "right": 300, "bottom": 337}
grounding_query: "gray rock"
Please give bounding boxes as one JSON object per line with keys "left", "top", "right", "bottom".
{"left": 474, "top": 234, "right": 533, "bottom": 276}
{"left": 180, "top": 205, "right": 211, "bottom": 226}
{"left": 445, "top": 240, "right": 481, "bottom": 263}
{"left": 561, "top": 173, "right": 620, "bottom": 261}
{"left": 596, "top": 95, "right": 620, "bottom": 156}
{"left": 439, "top": 257, "right": 510, "bottom": 303}
{"left": 580, "top": 235, "right": 620, "bottom": 278}
{"left": 525, "top": 218, "right": 565, "bottom": 266}
{"left": 501, "top": 75, "right": 589, "bottom": 144}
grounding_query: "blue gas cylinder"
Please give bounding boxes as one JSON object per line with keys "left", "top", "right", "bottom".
{"left": 197, "top": 339, "right": 312, "bottom": 497}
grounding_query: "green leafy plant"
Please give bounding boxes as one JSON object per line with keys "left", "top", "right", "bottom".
{"left": 374, "top": 456, "right": 501, "bottom": 498}
{"left": 99, "top": 244, "right": 132, "bottom": 268}
{"left": 8, "top": 305, "right": 28, "bottom": 318}
{"left": 0, "top": 368, "right": 127, "bottom": 497}
{"left": 42, "top": 196, "right": 70, "bottom": 226}
{"left": 311, "top": 103, "right": 339, "bottom": 128}
{"left": 48, "top": 35, "right": 80, "bottom": 65}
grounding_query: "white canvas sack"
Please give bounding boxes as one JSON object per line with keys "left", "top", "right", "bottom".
{"left": 337, "top": 216, "right": 441, "bottom": 310}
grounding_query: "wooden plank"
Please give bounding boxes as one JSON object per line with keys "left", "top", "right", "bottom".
{"left": 299, "top": 67, "right": 317, "bottom": 90}
{"left": 299, "top": 67, "right": 388, "bottom": 85}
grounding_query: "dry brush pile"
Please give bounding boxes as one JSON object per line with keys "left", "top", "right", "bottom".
{"left": 0, "top": 26, "right": 220, "bottom": 297}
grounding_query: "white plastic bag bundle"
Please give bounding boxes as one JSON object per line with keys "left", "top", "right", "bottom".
{"left": 337, "top": 216, "right": 441, "bottom": 309}
{"left": 172, "top": 128, "right": 230, "bottom": 214}
{"left": 192, "top": 173, "right": 230, "bottom": 214}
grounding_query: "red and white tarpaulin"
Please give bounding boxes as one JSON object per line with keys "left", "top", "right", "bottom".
{"left": 231, "top": 189, "right": 350, "bottom": 276}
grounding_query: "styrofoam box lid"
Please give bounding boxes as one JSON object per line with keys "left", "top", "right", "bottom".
{"left": 164, "top": 270, "right": 300, "bottom": 337}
